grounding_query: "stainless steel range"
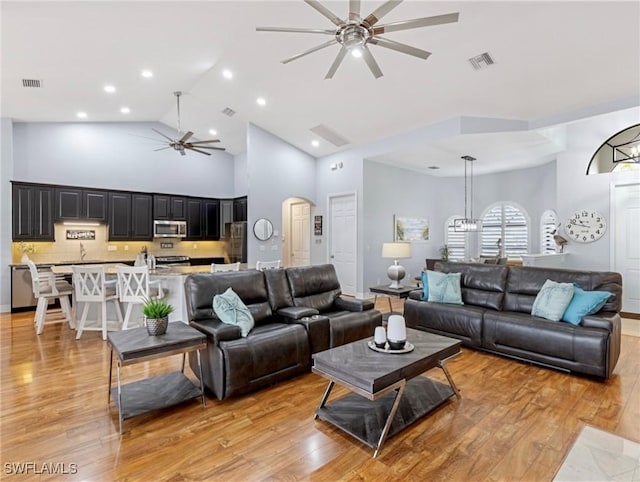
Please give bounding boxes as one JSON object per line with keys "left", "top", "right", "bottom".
{"left": 154, "top": 255, "right": 190, "bottom": 267}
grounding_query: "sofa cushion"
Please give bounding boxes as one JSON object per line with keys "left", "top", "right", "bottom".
{"left": 286, "top": 264, "right": 341, "bottom": 312}
{"left": 263, "top": 268, "right": 294, "bottom": 310}
{"left": 421, "top": 271, "right": 429, "bottom": 300}
{"left": 427, "top": 271, "right": 463, "bottom": 304}
{"left": 213, "top": 287, "right": 255, "bottom": 337}
{"left": 562, "top": 285, "right": 613, "bottom": 325}
{"left": 438, "top": 262, "right": 508, "bottom": 310}
{"left": 531, "top": 279, "right": 574, "bottom": 322}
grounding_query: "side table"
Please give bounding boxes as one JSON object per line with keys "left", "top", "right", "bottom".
{"left": 369, "top": 285, "right": 417, "bottom": 319}
{"left": 107, "top": 322, "right": 207, "bottom": 433}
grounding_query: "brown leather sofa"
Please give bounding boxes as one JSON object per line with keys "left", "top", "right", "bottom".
{"left": 404, "top": 262, "right": 622, "bottom": 379}
{"left": 185, "top": 264, "right": 381, "bottom": 399}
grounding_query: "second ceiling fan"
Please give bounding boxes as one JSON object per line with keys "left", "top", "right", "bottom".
{"left": 257, "top": 0, "right": 459, "bottom": 79}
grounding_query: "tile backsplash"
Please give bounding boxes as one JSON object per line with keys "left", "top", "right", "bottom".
{"left": 12, "top": 224, "right": 227, "bottom": 264}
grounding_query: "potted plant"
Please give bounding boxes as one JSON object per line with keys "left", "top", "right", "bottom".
{"left": 142, "top": 297, "right": 174, "bottom": 336}
{"left": 439, "top": 245, "right": 450, "bottom": 261}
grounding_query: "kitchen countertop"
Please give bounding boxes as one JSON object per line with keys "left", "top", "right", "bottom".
{"left": 10, "top": 257, "right": 225, "bottom": 269}
{"left": 49, "top": 264, "right": 241, "bottom": 277}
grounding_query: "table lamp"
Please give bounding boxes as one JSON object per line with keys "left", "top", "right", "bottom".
{"left": 382, "top": 242, "right": 412, "bottom": 289}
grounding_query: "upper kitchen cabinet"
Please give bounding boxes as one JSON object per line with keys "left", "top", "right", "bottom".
{"left": 12, "top": 183, "right": 55, "bottom": 241}
{"left": 219, "top": 199, "right": 234, "bottom": 239}
{"left": 108, "top": 192, "right": 152, "bottom": 241}
{"left": 204, "top": 199, "right": 221, "bottom": 240}
{"left": 153, "top": 195, "right": 186, "bottom": 221}
{"left": 233, "top": 196, "right": 247, "bottom": 222}
{"left": 185, "top": 198, "right": 204, "bottom": 239}
{"left": 55, "top": 188, "right": 108, "bottom": 222}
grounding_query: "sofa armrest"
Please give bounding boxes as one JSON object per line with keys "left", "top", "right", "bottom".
{"left": 293, "top": 315, "right": 330, "bottom": 354}
{"left": 335, "top": 296, "right": 374, "bottom": 312}
{"left": 581, "top": 312, "right": 620, "bottom": 333}
{"left": 190, "top": 318, "right": 241, "bottom": 344}
{"left": 409, "top": 290, "right": 423, "bottom": 301}
{"left": 277, "top": 306, "right": 319, "bottom": 320}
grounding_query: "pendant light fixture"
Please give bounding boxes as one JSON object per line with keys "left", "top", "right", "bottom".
{"left": 454, "top": 155, "right": 482, "bottom": 232}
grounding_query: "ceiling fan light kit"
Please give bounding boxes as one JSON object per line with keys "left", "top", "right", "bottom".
{"left": 152, "top": 91, "right": 225, "bottom": 156}
{"left": 257, "top": 0, "right": 459, "bottom": 79}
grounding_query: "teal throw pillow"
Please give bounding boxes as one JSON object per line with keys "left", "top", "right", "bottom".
{"left": 421, "top": 271, "right": 429, "bottom": 301}
{"left": 531, "top": 280, "right": 574, "bottom": 322}
{"left": 562, "top": 284, "right": 612, "bottom": 325}
{"left": 427, "top": 271, "right": 463, "bottom": 305}
{"left": 213, "top": 287, "right": 254, "bottom": 337}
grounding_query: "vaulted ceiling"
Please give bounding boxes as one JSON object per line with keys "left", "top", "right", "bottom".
{"left": 2, "top": 1, "right": 639, "bottom": 176}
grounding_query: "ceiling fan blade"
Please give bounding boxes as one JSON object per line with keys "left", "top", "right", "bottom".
{"left": 373, "top": 12, "right": 459, "bottom": 35}
{"left": 361, "top": 46, "right": 383, "bottom": 79}
{"left": 187, "top": 145, "right": 225, "bottom": 150}
{"left": 282, "top": 39, "right": 337, "bottom": 64}
{"left": 187, "top": 147, "right": 212, "bottom": 156}
{"left": 179, "top": 131, "right": 194, "bottom": 143}
{"left": 325, "top": 46, "right": 347, "bottom": 79}
{"left": 369, "top": 36, "right": 431, "bottom": 60}
{"left": 256, "top": 26, "right": 334, "bottom": 35}
{"left": 187, "top": 139, "right": 221, "bottom": 145}
{"left": 364, "top": 0, "right": 403, "bottom": 26}
{"left": 152, "top": 128, "right": 174, "bottom": 142}
{"left": 349, "top": 0, "right": 361, "bottom": 21}
{"left": 304, "top": 0, "right": 343, "bottom": 26}
{"left": 154, "top": 146, "right": 171, "bottom": 151}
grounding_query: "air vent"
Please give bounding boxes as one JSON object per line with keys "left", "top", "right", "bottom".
{"left": 468, "top": 52, "right": 495, "bottom": 70}
{"left": 221, "top": 107, "right": 236, "bottom": 117}
{"left": 22, "top": 79, "right": 42, "bottom": 88}
{"left": 310, "top": 124, "right": 350, "bottom": 147}
{"left": 428, "top": 166, "right": 440, "bottom": 170}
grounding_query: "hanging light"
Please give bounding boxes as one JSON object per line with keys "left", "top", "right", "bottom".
{"left": 454, "top": 155, "right": 482, "bottom": 232}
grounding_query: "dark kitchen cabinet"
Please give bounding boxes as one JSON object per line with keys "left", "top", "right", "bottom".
{"left": 56, "top": 188, "right": 108, "bottom": 222}
{"left": 233, "top": 196, "right": 247, "bottom": 222}
{"left": 219, "top": 199, "right": 234, "bottom": 239}
{"left": 203, "top": 199, "right": 220, "bottom": 240}
{"left": 12, "top": 183, "right": 55, "bottom": 241}
{"left": 185, "top": 198, "right": 203, "bottom": 239}
{"left": 153, "top": 195, "right": 186, "bottom": 221}
{"left": 109, "top": 192, "right": 152, "bottom": 241}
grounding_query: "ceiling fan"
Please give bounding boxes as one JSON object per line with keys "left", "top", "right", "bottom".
{"left": 152, "top": 91, "right": 225, "bottom": 156}
{"left": 256, "top": 0, "right": 459, "bottom": 79}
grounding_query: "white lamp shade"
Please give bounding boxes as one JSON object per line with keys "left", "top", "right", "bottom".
{"left": 382, "top": 242, "right": 411, "bottom": 259}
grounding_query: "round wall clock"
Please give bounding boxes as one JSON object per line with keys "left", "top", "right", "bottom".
{"left": 564, "top": 210, "right": 607, "bottom": 243}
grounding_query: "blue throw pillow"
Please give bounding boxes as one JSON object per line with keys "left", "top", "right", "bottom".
{"left": 421, "top": 271, "right": 429, "bottom": 301}
{"left": 531, "top": 279, "right": 574, "bottom": 322}
{"left": 213, "top": 287, "right": 254, "bottom": 337}
{"left": 427, "top": 271, "right": 463, "bottom": 305}
{"left": 562, "top": 284, "right": 612, "bottom": 325}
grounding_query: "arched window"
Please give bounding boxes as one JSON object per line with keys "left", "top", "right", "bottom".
{"left": 540, "top": 210, "right": 558, "bottom": 254}
{"left": 445, "top": 215, "right": 466, "bottom": 261}
{"left": 481, "top": 203, "right": 529, "bottom": 258}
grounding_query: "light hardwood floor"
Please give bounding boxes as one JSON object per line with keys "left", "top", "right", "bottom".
{"left": 1, "top": 300, "right": 638, "bottom": 481}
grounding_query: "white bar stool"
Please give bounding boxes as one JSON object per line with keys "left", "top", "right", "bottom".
{"left": 211, "top": 262, "right": 240, "bottom": 273}
{"left": 116, "top": 265, "right": 164, "bottom": 329}
{"left": 73, "top": 265, "right": 123, "bottom": 340}
{"left": 27, "top": 259, "right": 74, "bottom": 334}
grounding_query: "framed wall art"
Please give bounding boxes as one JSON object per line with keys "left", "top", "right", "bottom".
{"left": 394, "top": 215, "right": 429, "bottom": 242}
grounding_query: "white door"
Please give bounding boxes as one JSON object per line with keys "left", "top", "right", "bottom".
{"left": 614, "top": 182, "right": 640, "bottom": 314}
{"left": 329, "top": 193, "right": 357, "bottom": 296}
{"left": 290, "top": 202, "right": 310, "bottom": 267}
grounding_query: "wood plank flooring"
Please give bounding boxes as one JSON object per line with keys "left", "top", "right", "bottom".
{"left": 1, "top": 299, "right": 638, "bottom": 481}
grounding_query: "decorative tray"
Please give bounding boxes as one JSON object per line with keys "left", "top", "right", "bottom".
{"left": 367, "top": 340, "right": 415, "bottom": 354}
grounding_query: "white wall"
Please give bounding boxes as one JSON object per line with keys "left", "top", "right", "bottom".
{"left": 246, "top": 124, "right": 316, "bottom": 267}
{"left": 12, "top": 122, "right": 235, "bottom": 197}
{"left": 233, "top": 150, "right": 248, "bottom": 196}
{"left": 0, "top": 118, "right": 14, "bottom": 311}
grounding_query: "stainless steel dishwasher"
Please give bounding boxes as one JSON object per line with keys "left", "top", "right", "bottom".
{"left": 11, "top": 264, "right": 56, "bottom": 311}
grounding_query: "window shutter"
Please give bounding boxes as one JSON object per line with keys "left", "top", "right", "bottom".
{"left": 446, "top": 217, "right": 466, "bottom": 261}
{"left": 481, "top": 204, "right": 529, "bottom": 259}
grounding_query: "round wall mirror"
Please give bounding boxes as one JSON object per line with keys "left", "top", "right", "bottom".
{"left": 253, "top": 218, "right": 274, "bottom": 241}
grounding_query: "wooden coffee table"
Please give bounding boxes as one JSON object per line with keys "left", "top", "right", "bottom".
{"left": 107, "top": 322, "right": 207, "bottom": 433}
{"left": 312, "top": 328, "right": 461, "bottom": 457}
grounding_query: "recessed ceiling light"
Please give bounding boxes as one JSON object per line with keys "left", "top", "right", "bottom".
{"left": 76, "top": 112, "right": 87, "bottom": 119}
{"left": 256, "top": 97, "right": 266, "bottom": 106}
{"left": 104, "top": 85, "right": 116, "bottom": 93}
{"left": 120, "top": 107, "right": 130, "bottom": 114}
{"left": 222, "top": 69, "right": 233, "bottom": 79}
{"left": 141, "top": 70, "right": 153, "bottom": 78}
{"left": 209, "top": 129, "right": 217, "bottom": 136}
{"left": 311, "top": 140, "right": 320, "bottom": 147}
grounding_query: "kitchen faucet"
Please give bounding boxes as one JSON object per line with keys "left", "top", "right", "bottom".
{"left": 80, "top": 242, "right": 87, "bottom": 261}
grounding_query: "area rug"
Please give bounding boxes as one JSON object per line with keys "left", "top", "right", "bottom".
{"left": 554, "top": 425, "right": 640, "bottom": 481}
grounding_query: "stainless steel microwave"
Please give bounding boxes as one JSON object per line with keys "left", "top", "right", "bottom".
{"left": 153, "top": 220, "right": 187, "bottom": 238}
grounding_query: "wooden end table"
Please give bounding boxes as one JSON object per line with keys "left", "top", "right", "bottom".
{"left": 107, "top": 322, "right": 207, "bottom": 433}
{"left": 369, "top": 284, "right": 418, "bottom": 315}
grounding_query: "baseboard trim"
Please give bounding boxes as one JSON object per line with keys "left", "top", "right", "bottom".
{"left": 621, "top": 312, "right": 640, "bottom": 320}
{"left": 0, "top": 304, "right": 11, "bottom": 313}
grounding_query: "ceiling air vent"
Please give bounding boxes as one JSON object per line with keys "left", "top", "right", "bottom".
{"left": 428, "top": 166, "right": 440, "bottom": 170}
{"left": 310, "top": 124, "right": 350, "bottom": 147}
{"left": 468, "top": 52, "right": 495, "bottom": 70}
{"left": 221, "top": 107, "right": 236, "bottom": 117}
{"left": 22, "top": 79, "right": 42, "bottom": 88}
